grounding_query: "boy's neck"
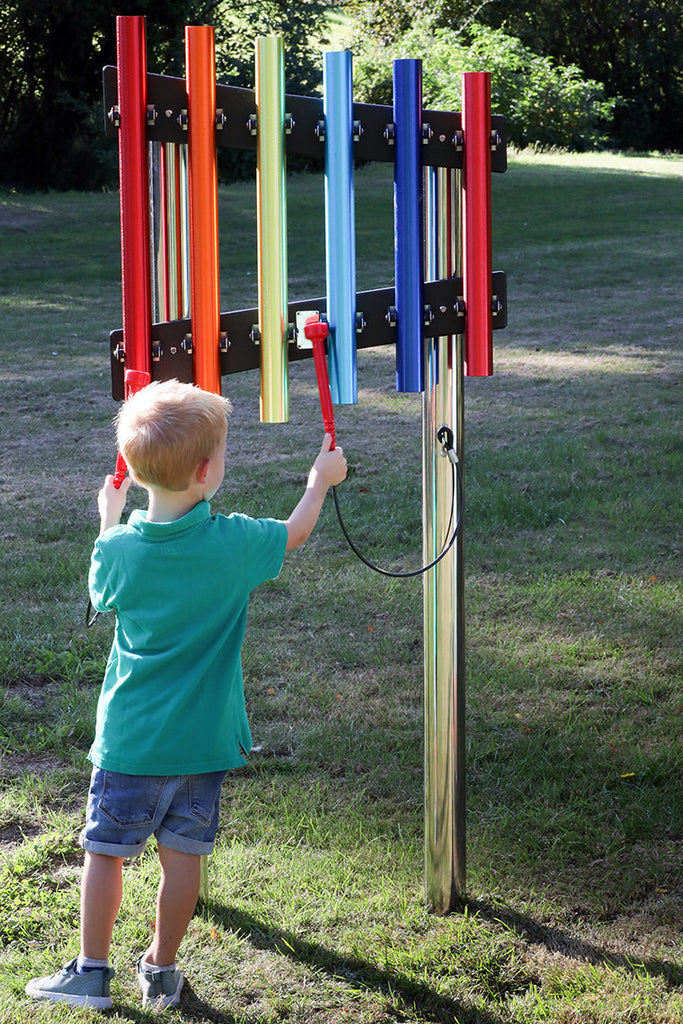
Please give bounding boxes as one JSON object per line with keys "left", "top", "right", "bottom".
{"left": 140, "top": 440, "right": 223, "bottom": 523}
{"left": 146, "top": 486, "right": 206, "bottom": 524}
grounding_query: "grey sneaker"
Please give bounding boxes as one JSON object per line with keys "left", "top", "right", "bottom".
{"left": 136, "top": 958, "right": 184, "bottom": 1010}
{"left": 25, "top": 957, "right": 114, "bottom": 1009}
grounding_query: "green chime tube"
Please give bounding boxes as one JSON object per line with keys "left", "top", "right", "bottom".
{"left": 255, "top": 35, "right": 289, "bottom": 422}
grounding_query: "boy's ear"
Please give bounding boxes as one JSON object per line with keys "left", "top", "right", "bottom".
{"left": 196, "top": 458, "right": 211, "bottom": 484}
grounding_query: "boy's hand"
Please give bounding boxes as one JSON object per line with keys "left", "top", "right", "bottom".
{"left": 98, "top": 474, "right": 131, "bottom": 534}
{"left": 312, "top": 433, "right": 347, "bottom": 489}
{"left": 284, "top": 435, "right": 348, "bottom": 551}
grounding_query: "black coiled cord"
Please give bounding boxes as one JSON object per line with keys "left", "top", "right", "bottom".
{"left": 331, "top": 427, "right": 462, "bottom": 578}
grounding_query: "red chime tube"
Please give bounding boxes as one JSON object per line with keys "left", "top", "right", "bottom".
{"left": 461, "top": 72, "right": 493, "bottom": 377}
{"left": 113, "top": 15, "right": 153, "bottom": 487}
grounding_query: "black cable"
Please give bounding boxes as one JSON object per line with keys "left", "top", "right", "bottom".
{"left": 331, "top": 428, "right": 463, "bottom": 579}
{"left": 87, "top": 430, "right": 461, "bottom": 627}
{"left": 86, "top": 599, "right": 99, "bottom": 628}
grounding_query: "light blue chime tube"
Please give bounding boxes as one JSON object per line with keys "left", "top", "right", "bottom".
{"left": 393, "top": 59, "right": 424, "bottom": 394}
{"left": 323, "top": 50, "right": 357, "bottom": 405}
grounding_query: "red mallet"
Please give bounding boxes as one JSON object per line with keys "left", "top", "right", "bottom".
{"left": 304, "top": 315, "right": 336, "bottom": 449}
{"left": 112, "top": 368, "right": 152, "bottom": 488}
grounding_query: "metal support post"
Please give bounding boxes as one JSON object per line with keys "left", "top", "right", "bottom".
{"left": 423, "top": 166, "right": 466, "bottom": 911}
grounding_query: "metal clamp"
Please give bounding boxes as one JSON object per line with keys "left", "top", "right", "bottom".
{"left": 295, "top": 310, "right": 320, "bottom": 350}
{"left": 437, "top": 424, "right": 459, "bottom": 465}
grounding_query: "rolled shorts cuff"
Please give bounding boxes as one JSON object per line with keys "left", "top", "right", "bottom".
{"left": 156, "top": 825, "right": 217, "bottom": 855}
{"left": 80, "top": 829, "right": 216, "bottom": 858}
{"left": 80, "top": 832, "right": 148, "bottom": 859}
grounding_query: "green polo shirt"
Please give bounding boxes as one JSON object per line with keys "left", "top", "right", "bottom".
{"left": 88, "top": 502, "right": 287, "bottom": 775}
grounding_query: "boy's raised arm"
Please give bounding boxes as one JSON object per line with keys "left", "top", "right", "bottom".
{"left": 98, "top": 474, "right": 132, "bottom": 534}
{"left": 285, "top": 434, "right": 347, "bottom": 551}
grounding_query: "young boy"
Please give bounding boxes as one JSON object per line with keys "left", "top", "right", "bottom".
{"left": 25, "top": 379, "right": 347, "bottom": 1011}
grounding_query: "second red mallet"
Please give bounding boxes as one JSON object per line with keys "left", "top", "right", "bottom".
{"left": 304, "top": 314, "right": 336, "bottom": 450}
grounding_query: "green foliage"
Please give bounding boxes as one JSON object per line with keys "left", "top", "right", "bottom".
{"left": 212, "top": 0, "right": 330, "bottom": 182}
{"left": 347, "top": 0, "right": 683, "bottom": 152}
{"left": 213, "top": 0, "right": 329, "bottom": 95}
{"left": 474, "top": 0, "right": 683, "bottom": 152}
{"left": 0, "top": 0, "right": 218, "bottom": 189}
{"left": 0, "top": 0, "right": 329, "bottom": 190}
{"left": 351, "top": 22, "right": 617, "bottom": 150}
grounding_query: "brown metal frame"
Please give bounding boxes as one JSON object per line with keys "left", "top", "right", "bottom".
{"left": 103, "top": 66, "right": 507, "bottom": 172}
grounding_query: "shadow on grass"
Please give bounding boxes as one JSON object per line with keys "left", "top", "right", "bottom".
{"left": 465, "top": 897, "right": 683, "bottom": 990}
{"left": 175, "top": 899, "right": 681, "bottom": 1024}
{"left": 198, "top": 904, "right": 504, "bottom": 1024}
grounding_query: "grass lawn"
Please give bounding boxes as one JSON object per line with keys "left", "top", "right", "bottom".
{"left": 0, "top": 148, "right": 681, "bottom": 1023}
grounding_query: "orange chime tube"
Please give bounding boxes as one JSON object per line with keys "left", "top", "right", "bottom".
{"left": 186, "top": 25, "right": 222, "bottom": 394}
{"left": 461, "top": 72, "right": 493, "bottom": 377}
{"left": 113, "top": 15, "right": 152, "bottom": 487}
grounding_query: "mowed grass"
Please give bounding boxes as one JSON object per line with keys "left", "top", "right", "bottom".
{"left": 0, "top": 149, "right": 681, "bottom": 1023}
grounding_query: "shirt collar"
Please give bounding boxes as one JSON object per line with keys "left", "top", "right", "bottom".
{"left": 128, "top": 500, "right": 211, "bottom": 537}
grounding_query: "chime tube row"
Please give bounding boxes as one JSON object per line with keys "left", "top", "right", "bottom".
{"left": 116, "top": 15, "right": 152, "bottom": 381}
{"left": 186, "top": 25, "right": 222, "bottom": 395}
{"left": 424, "top": 165, "right": 460, "bottom": 389}
{"left": 323, "top": 49, "right": 357, "bottom": 407}
{"left": 256, "top": 35, "right": 289, "bottom": 423}
{"left": 159, "top": 145, "right": 172, "bottom": 321}
{"left": 113, "top": 24, "right": 496, "bottom": 408}
{"left": 393, "top": 60, "right": 425, "bottom": 394}
{"left": 461, "top": 72, "right": 493, "bottom": 377}
{"left": 160, "top": 143, "right": 189, "bottom": 323}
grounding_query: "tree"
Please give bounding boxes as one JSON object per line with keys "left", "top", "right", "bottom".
{"left": 213, "top": 0, "right": 329, "bottom": 95}
{"left": 345, "top": 0, "right": 683, "bottom": 152}
{"left": 475, "top": 0, "right": 683, "bottom": 151}
{"left": 0, "top": 0, "right": 219, "bottom": 189}
{"left": 351, "top": 22, "right": 616, "bottom": 150}
{"left": 0, "top": 0, "right": 329, "bottom": 190}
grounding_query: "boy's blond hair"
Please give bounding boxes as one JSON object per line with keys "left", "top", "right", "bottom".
{"left": 116, "top": 379, "right": 231, "bottom": 492}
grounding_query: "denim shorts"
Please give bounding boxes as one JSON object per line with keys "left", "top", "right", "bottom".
{"left": 80, "top": 767, "right": 226, "bottom": 858}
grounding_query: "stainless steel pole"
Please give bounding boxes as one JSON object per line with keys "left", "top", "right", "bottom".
{"left": 423, "top": 166, "right": 466, "bottom": 912}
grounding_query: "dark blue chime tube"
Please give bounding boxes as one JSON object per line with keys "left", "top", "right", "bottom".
{"left": 393, "top": 59, "right": 424, "bottom": 393}
{"left": 323, "top": 50, "right": 357, "bottom": 405}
